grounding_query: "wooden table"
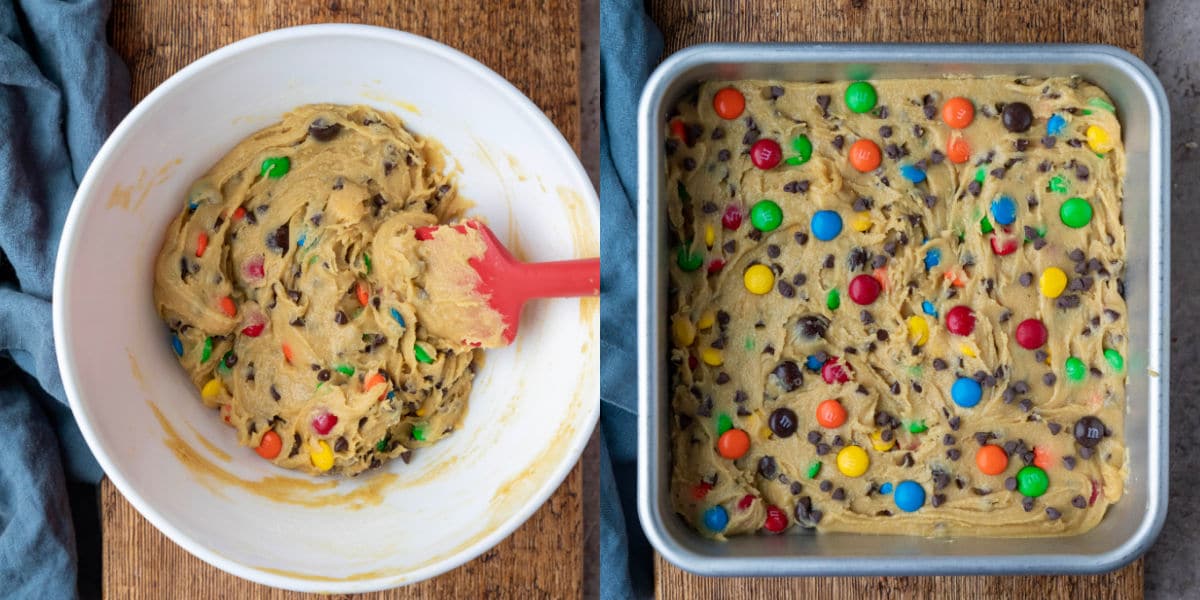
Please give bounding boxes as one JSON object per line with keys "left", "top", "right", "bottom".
{"left": 647, "top": 0, "right": 1146, "bottom": 598}
{"left": 101, "top": 1, "right": 585, "bottom": 597}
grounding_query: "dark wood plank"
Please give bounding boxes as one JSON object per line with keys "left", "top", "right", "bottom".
{"left": 647, "top": 0, "right": 1144, "bottom": 597}
{"left": 102, "top": 0, "right": 583, "bottom": 597}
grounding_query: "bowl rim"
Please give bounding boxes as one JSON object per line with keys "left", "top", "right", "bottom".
{"left": 636, "top": 42, "right": 1170, "bottom": 576}
{"left": 53, "top": 23, "right": 598, "bottom": 593}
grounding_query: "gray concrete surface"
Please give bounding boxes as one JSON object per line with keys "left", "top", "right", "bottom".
{"left": 1145, "top": 1, "right": 1197, "bottom": 597}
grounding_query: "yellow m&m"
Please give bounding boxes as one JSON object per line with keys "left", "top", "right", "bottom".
{"left": 870, "top": 430, "right": 896, "bottom": 452}
{"left": 743, "top": 264, "right": 775, "bottom": 295}
{"left": 701, "top": 347, "right": 724, "bottom": 367}
{"left": 1040, "top": 267, "right": 1068, "bottom": 298}
{"left": 310, "top": 440, "right": 334, "bottom": 472}
{"left": 837, "top": 445, "right": 870, "bottom": 477}
{"left": 672, "top": 316, "right": 696, "bottom": 347}
{"left": 201, "top": 378, "right": 225, "bottom": 400}
{"left": 907, "top": 316, "right": 930, "bottom": 346}
{"left": 1086, "top": 125, "right": 1114, "bottom": 153}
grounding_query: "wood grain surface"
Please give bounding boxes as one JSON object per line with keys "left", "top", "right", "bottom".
{"left": 102, "top": 1, "right": 585, "bottom": 598}
{"left": 647, "top": 0, "right": 1146, "bottom": 598}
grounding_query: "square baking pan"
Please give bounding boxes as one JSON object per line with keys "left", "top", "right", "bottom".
{"left": 636, "top": 43, "right": 1169, "bottom": 576}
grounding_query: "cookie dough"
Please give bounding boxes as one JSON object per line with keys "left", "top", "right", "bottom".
{"left": 666, "top": 78, "right": 1128, "bottom": 538}
{"left": 154, "top": 104, "right": 482, "bottom": 476}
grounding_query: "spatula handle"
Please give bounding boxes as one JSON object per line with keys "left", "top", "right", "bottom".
{"left": 510, "top": 258, "right": 600, "bottom": 299}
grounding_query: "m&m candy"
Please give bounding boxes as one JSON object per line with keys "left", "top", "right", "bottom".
{"left": 836, "top": 445, "right": 869, "bottom": 477}
{"left": 945, "top": 306, "right": 976, "bottom": 336}
{"left": 789, "top": 135, "right": 813, "bottom": 165}
{"left": 721, "top": 205, "right": 744, "bottom": 230}
{"left": 171, "top": 335, "right": 184, "bottom": 356}
{"left": 907, "top": 316, "right": 930, "bottom": 346}
{"left": 763, "top": 505, "right": 789, "bottom": 533}
{"left": 941, "top": 97, "right": 974, "bottom": 129}
{"left": 677, "top": 245, "right": 704, "bottom": 271}
{"left": 1086, "top": 125, "right": 1114, "bottom": 153}
{"left": 750, "top": 139, "right": 783, "bottom": 170}
{"left": 261, "top": 156, "right": 290, "bottom": 179}
{"left": 701, "top": 347, "right": 723, "bottom": 366}
{"left": 256, "top": 430, "right": 282, "bottom": 459}
{"left": 750, "top": 200, "right": 783, "bottom": 231}
{"left": 900, "top": 164, "right": 927, "bottom": 183}
{"left": 811, "top": 210, "right": 843, "bottom": 241}
{"left": 816, "top": 399, "right": 847, "bottom": 428}
{"left": 946, "top": 136, "right": 971, "bottom": 164}
{"left": 1015, "top": 318, "right": 1048, "bottom": 350}
{"left": 1016, "top": 465, "right": 1049, "bottom": 497}
{"left": 1104, "top": 348, "right": 1124, "bottom": 371}
{"left": 951, "top": 377, "right": 982, "bottom": 408}
{"left": 976, "top": 444, "right": 1009, "bottom": 475}
{"left": 1060, "top": 197, "right": 1093, "bottom": 228}
{"left": 844, "top": 81, "right": 877, "bottom": 113}
{"left": 310, "top": 440, "right": 334, "bottom": 471}
{"left": 713, "top": 87, "right": 745, "bottom": 120}
{"left": 743, "top": 264, "right": 775, "bottom": 295}
{"left": 1040, "top": 267, "right": 1068, "bottom": 298}
{"left": 1001, "top": 102, "right": 1033, "bottom": 133}
{"left": 717, "top": 428, "right": 751, "bottom": 459}
{"left": 990, "top": 196, "right": 1017, "bottom": 226}
{"left": 848, "top": 274, "right": 882, "bottom": 305}
{"left": 1046, "top": 114, "right": 1067, "bottom": 136}
{"left": 704, "top": 505, "right": 730, "bottom": 531}
{"left": 848, "top": 139, "right": 882, "bottom": 172}
{"left": 1064, "top": 357, "right": 1087, "bottom": 381}
{"left": 821, "top": 359, "right": 850, "bottom": 384}
{"left": 893, "top": 480, "right": 925, "bottom": 512}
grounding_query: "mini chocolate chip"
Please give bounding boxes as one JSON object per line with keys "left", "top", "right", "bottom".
{"left": 832, "top": 135, "right": 844, "bottom": 150}
{"left": 947, "top": 448, "right": 961, "bottom": 461}
{"left": 816, "top": 443, "right": 831, "bottom": 456}
{"left": 820, "top": 480, "right": 833, "bottom": 492}
{"left": 948, "top": 416, "right": 961, "bottom": 431}
{"left": 758, "top": 455, "right": 778, "bottom": 479}
{"left": 932, "top": 358, "right": 947, "bottom": 371}
{"left": 1046, "top": 507, "right": 1062, "bottom": 520}
{"left": 816, "top": 94, "right": 831, "bottom": 116}
{"left": 1023, "top": 497, "right": 1035, "bottom": 512}
{"left": 270, "top": 386, "right": 281, "bottom": 401}
{"left": 1072, "top": 495, "right": 1087, "bottom": 509}
{"left": 832, "top": 488, "right": 846, "bottom": 501}
{"left": 1043, "top": 373, "right": 1057, "bottom": 386}
{"left": 879, "top": 125, "right": 893, "bottom": 138}
{"left": 335, "top": 310, "right": 349, "bottom": 325}
{"left": 931, "top": 493, "right": 945, "bottom": 507}
{"left": 717, "top": 149, "right": 731, "bottom": 161}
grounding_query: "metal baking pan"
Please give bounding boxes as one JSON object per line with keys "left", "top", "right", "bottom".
{"left": 636, "top": 43, "right": 1169, "bottom": 576}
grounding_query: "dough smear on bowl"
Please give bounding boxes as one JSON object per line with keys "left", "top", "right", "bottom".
{"left": 154, "top": 104, "right": 484, "bottom": 476}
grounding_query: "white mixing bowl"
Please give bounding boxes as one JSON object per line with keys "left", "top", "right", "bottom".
{"left": 53, "top": 24, "right": 598, "bottom": 593}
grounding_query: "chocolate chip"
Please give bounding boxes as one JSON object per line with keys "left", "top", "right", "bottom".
{"left": 816, "top": 94, "right": 831, "bottom": 116}
{"left": 268, "top": 222, "right": 290, "bottom": 252}
{"left": 1072, "top": 495, "right": 1087, "bottom": 509}
{"left": 884, "top": 143, "right": 901, "bottom": 160}
{"left": 317, "top": 369, "right": 331, "bottom": 382}
{"left": 334, "top": 310, "right": 348, "bottom": 325}
{"left": 932, "top": 470, "right": 949, "bottom": 491}
{"left": 948, "top": 416, "right": 961, "bottom": 431}
{"left": 1046, "top": 507, "right": 1062, "bottom": 520}
{"left": 823, "top": 254, "right": 835, "bottom": 269}
{"left": 710, "top": 127, "right": 725, "bottom": 141}
{"left": 717, "top": 149, "right": 731, "bottom": 161}
{"left": 1079, "top": 446, "right": 1094, "bottom": 460}
{"left": 807, "top": 431, "right": 822, "bottom": 444}
{"left": 1023, "top": 497, "right": 1035, "bottom": 512}
{"left": 1005, "top": 477, "right": 1018, "bottom": 491}
{"left": 947, "top": 448, "right": 961, "bottom": 461}
{"left": 270, "top": 386, "right": 281, "bottom": 401}
{"left": 931, "top": 493, "right": 945, "bottom": 507}
{"left": 758, "top": 455, "right": 778, "bottom": 479}
{"left": 1043, "top": 373, "right": 1057, "bottom": 386}
{"left": 816, "top": 443, "right": 831, "bottom": 456}
{"left": 334, "top": 436, "right": 349, "bottom": 453}
{"left": 1014, "top": 138, "right": 1030, "bottom": 152}
{"left": 832, "top": 135, "right": 844, "bottom": 150}
{"left": 879, "top": 125, "right": 893, "bottom": 138}
{"left": 967, "top": 180, "right": 982, "bottom": 195}
{"left": 832, "top": 488, "right": 846, "bottom": 501}
{"left": 794, "top": 231, "right": 809, "bottom": 245}
{"left": 223, "top": 352, "right": 238, "bottom": 368}
{"left": 715, "top": 372, "right": 730, "bottom": 385}
{"left": 783, "top": 180, "right": 810, "bottom": 193}
{"left": 308, "top": 118, "right": 344, "bottom": 142}
{"left": 819, "top": 480, "right": 833, "bottom": 492}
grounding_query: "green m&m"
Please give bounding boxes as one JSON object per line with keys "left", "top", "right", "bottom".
{"left": 716, "top": 413, "right": 733, "bottom": 435}
{"left": 260, "top": 156, "right": 290, "bottom": 179}
{"left": 1064, "top": 356, "right": 1087, "bottom": 381}
{"left": 1016, "top": 465, "right": 1048, "bottom": 497}
{"left": 845, "top": 81, "right": 877, "bottom": 114}
{"left": 1104, "top": 348, "right": 1125, "bottom": 372}
{"left": 786, "top": 135, "right": 813, "bottom": 165}
{"left": 677, "top": 244, "right": 704, "bottom": 271}
{"left": 1060, "top": 197, "right": 1093, "bottom": 228}
{"left": 750, "top": 200, "right": 783, "bottom": 232}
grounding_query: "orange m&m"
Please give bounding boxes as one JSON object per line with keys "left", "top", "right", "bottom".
{"left": 256, "top": 430, "right": 282, "bottom": 459}
{"left": 941, "top": 96, "right": 975, "bottom": 129}
{"left": 713, "top": 87, "right": 746, "bottom": 120}
{"left": 975, "top": 444, "right": 1009, "bottom": 475}
{"left": 848, "top": 139, "right": 882, "bottom": 172}
{"left": 946, "top": 136, "right": 971, "bottom": 164}
{"left": 816, "top": 399, "right": 847, "bottom": 429}
{"left": 717, "top": 428, "right": 751, "bottom": 459}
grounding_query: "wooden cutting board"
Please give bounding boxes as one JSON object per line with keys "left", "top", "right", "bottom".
{"left": 101, "top": 1, "right": 584, "bottom": 597}
{"left": 647, "top": 0, "right": 1145, "bottom": 598}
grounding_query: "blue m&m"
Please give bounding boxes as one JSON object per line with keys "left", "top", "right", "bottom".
{"left": 1046, "top": 114, "right": 1066, "bottom": 136}
{"left": 899, "top": 164, "right": 927, "bottom": 183}
{"left": 811, "top": 210, "right": 843, "bottom": 241}
{"left": 879, "top": 482, "right": 894, "bottom": 495}
{"left": 990, "top": 196, "right": 1017, "bottom": 226}
{"left": 951, "top": 377, "right": 982, "bottom": 408}
{"left": 894, "top": 480, "right": 926, "bottom": 512}
{"left": 171, "top": 334, "right": 184, "bottom": 356}
{"left": 923, "top": 248, "right": 941, "bottom": 271}
{"left": 704, "top": 505, "right": 729, "bottom": 532}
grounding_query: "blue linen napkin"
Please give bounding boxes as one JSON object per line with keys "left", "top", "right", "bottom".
{"left": 599, "top": 0, "right": 662, "bottom": 597}
{"left": 0, "top": 0, "right": 130, "bottom": 596}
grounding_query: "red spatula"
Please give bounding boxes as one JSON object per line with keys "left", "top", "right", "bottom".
{"left": 413, "top": 220, "right": 599, "bottom": 349}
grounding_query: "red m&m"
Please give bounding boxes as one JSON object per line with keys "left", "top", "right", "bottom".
{"left": 945, "top": 306, "right": 976, "bottom": 336}
{"left": 821, "top": 358, "right": 851, "bottom": 384}
{"left": 763, "top": 505, "right": 789, "bottom": 533}
{"left": 750, "top": 139, "right": 783, "bottom": 170}
{"left": 848, "top": 274, "right": 882, "bottom": 305}
{"left": 1015, "top": 318, "right": 1048, "bottom": 349}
